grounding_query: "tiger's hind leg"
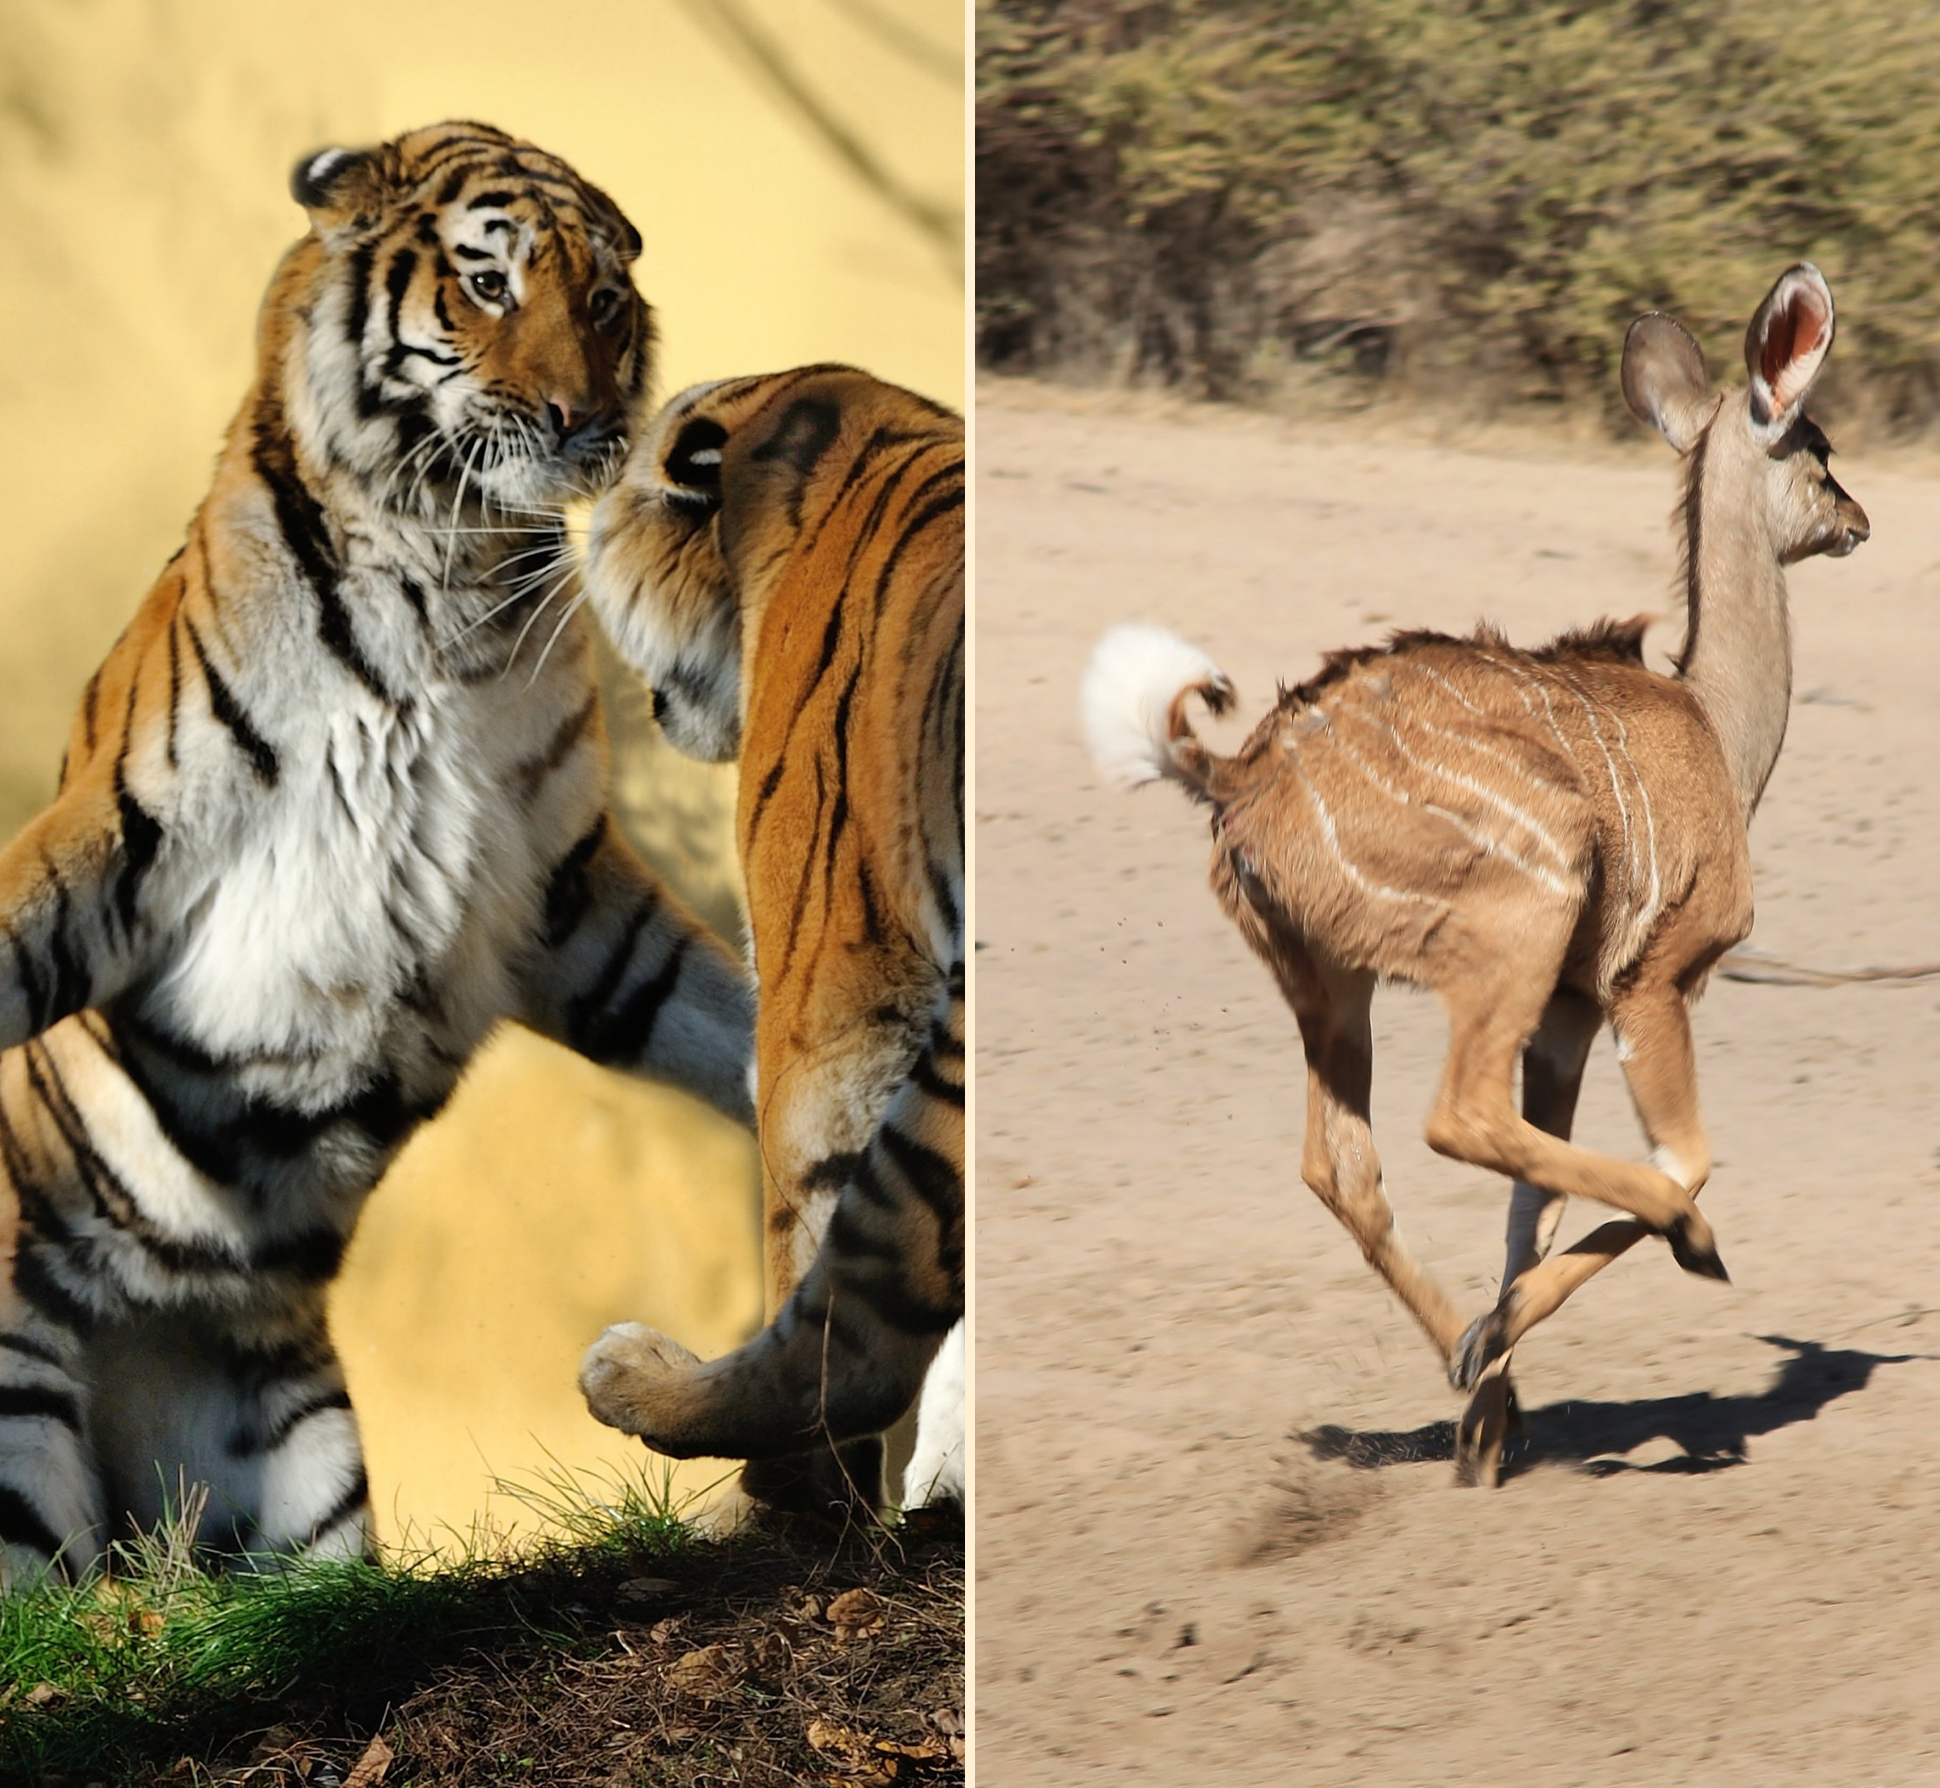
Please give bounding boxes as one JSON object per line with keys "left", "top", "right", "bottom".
{"left": 581, "top": 961, "right": 964, "bottom": 1515}
{"left": 87, "top": 1298, "right": 370, "bottom": 1569}
{"left": 900, "top": 1318, "right": 964, "bottom": 1510}
{"left": 0, "top": 1301, "right": 107, "bottom": 1590}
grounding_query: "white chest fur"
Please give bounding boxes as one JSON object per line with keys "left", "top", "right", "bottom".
{"left": 146, "top": 633, "right": 601, "bottom": 1113}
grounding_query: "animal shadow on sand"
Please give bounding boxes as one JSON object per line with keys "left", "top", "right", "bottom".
{"left": 1300, "top": 1334, "right": 1928, "bottom": 1481}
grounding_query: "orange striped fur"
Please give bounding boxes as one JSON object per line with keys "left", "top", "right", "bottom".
{"left": 579, "top": 367, "right": 964, "bottom": 1514}
{"left": 0, "top": 122, "right": 755, "bottom": 1585}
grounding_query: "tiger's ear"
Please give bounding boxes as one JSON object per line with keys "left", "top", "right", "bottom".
{"left": 290, "top": 145, "right": 390, "bottom": 237}
{"left": 584, "top": 180, "right": 645, "bottom": 261}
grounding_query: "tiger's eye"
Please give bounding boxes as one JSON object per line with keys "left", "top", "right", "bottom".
{"left": 589, "top": 288, "right": 622, "bottom": 328}
{"left": 468, "top": 269, "right": 508, "bottom": 306}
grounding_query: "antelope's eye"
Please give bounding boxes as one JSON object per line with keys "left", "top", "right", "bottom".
{"left": 589, "top": 287, "right": 623, "bottom": 329}
{"left": 467, "top": 269, "right": 509, "bottom": 306}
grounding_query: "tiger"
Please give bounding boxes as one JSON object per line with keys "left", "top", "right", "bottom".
{"left": 576, "top": 366, "right": 965, "bottom": 1516}
{"left": 0, "top": 121, "right": 756, "bottom": 1587}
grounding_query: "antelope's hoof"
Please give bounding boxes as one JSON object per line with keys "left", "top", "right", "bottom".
{"left": 1666, "top": 1213, "right": 1730, "bottom": 1283}
{"left": 1453, "top": 1372, "right": 1516, "bottom": 1489}
{"left": 1450, "top": 1309, "right": 1508, "bottom": 1393}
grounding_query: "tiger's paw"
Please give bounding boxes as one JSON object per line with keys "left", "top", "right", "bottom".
{"left": 579, "top": 1322, "right": 703, "bottom": 1442}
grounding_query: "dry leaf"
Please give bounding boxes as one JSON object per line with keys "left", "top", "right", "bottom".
{"left": 649, "top": 1613, "right": 688, "bottom": 1646}
{"left": 749, "top": 1629, "right": 792, "bottom": 1675}
{"left": 342, "top": 1734, "right": 395, "bottom": 1788}
{"left": 23, "top": 1682, "right": 59, "bottom": 1707}
{"left": 615, "top": 1576, "right": 680, "bottom": 1607}
{"left": 825, "top": 1588, "right": 886, "bottom": 1639}
{"left": 668, "top": 1643, "right": 736, "bottom": 1697}
{"left": 807, "top": 1718, "right": 875, "bottom": 1766}
{"left": 126, "top": 1608, "right": 165, "bottom": 1638}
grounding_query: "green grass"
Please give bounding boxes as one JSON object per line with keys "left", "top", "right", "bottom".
{"left": 0, "top": 1463, "right": 964, "bottom": 1787}
{"left": 0, "top": 1462, "right": 699, "bottom": 1781}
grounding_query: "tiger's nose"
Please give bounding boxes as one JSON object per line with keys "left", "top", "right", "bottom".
{"left": 546, "top": 398, "right": 576, "bottom": 440}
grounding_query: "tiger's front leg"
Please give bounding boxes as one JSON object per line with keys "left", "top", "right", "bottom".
{"left": 582, "top": 962, "right": 965, "bottom": 1516}
{"left": 517, "top": 814, "right": 755, "bottom": 1126}
{"left": 0, "top": 774, "right": 162, "bottom": 1057}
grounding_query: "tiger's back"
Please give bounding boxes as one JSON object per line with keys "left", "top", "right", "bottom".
{"left": 580, "top": 367, "right": 965, "bottom": 1512}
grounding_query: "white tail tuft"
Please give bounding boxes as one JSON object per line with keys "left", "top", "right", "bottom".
{"left": 1081, "top": 623, "right": 1233, "bottom": 788}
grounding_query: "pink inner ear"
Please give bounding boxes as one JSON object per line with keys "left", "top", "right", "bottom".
{"left": 1762, "top": 289, "right": 1829, "bottom": 405}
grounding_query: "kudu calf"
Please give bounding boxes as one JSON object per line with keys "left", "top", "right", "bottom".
{"left": 1084, "top": 265, "right": 1869, "bottom": 1485}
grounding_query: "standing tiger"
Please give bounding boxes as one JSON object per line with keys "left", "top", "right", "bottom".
{"left": 0, "top": 121, "right": 755, "bottom": 1586}
{"left": 577, "top": 366, "right": 965, "bottom": 1515}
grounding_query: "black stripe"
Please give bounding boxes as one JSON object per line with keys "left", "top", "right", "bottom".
{"left": 576, "top": 936, "right": 687, "bottom": 1066}
{"left": 39, "top": 860, "right": 89, "bottom": 1031}
{"left": 801, "top": 1150, "right": 868, "bottom": 1193}
{"left": 879, "top": 1126, "right": 959, "bottom": 1224}
{"left": 251, "top": 1225, "right": 350, "bottom": 1283}
{"left": 231, "top": 1385, "right": 354, "bottom": 1458}
{"left": 467, "top": 189, "right": 518, "bottom": 210}
{"left": 745, "top": 758, "right": 787, "bottom": 839}
{"left": 909, "top": 1055, "right": 963, "bottom": 1104}
{"left": 0, "top": 1384, "right": 82, "bottom": 1430}
{"left": 113, "top": 762, "right": 164, "bottom": 931}
{"left": 184, "top": 617, "right": 280, "bottom": 786}
{"left": 251, "top": 401, "right": 392, "bottom": 703}
{"left": 309, "top": 1466, "right": 371, "bottom": 1544}
{"left": 517, "top": 693, "right": 597, "bottom": 798}
{"left": 397, "top": 574, "right": 429, "bottom": 628}
{"left": 346, "top": 239, "right": 382, "bottom": 418}
{"left": 13, "top": 1247, "right": 94, "bottom": 1336}
{"left": 4, "top": 921, "right": 46, "bottom": 1035}
{"left": 80, "top": 670, "right": 101, "bottom": 756}
{"left": 165, "top": 612, "right": 183, "bottom": 768}
{"left": 0, "top": 1332, "right": 67, "bottom": 1370}
{"left": 542, "top": 816, "right": 606, "bottom": 947}
{"left": 826, "top": 1200, "right": 904, "bottom": 1266}
{"left": 850, "top": 1271, "right": 960, "bottom": 1338}
{"left": 0, "top": 1483, "right": 66, "bottom": 1562}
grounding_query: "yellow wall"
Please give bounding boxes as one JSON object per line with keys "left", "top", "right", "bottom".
{"left": 0, "top": 0, "right": 964, "bottom": 1543}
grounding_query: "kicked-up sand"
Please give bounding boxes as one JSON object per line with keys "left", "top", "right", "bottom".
{"left": 973, "top": 378, "right": 1940, "bottom": 1785}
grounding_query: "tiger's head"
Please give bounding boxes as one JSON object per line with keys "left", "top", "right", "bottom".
{"left": 583, "top": 365, "right": 960, "bottom": 762}
{"left": 275, "top": 120, "right": 652, "bottom": 515}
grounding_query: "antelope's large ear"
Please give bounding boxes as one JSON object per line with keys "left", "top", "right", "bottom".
{"left": 1744, "top": 263, "right": 1834, "bottom": 445}
{"left": 289, "top": 144, "right": 390, "bottom": 239}
{"left": 1621, "top": 313, "right": 1713, "bottom": 452}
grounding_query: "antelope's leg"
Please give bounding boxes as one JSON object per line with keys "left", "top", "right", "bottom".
{"left": 1454, "top": 986, "right": 1599, "bottom": 1485}
{"left": 1426, "top": 973, "right": 1722, "bottom": 1282}
{"left": 1453, "top": 984, "right": 1715, "bottom": 1387}
{"left": 1287, "top": 960, "right": 1467, "bottom": 1364}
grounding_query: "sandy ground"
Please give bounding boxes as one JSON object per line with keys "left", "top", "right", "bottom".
{"left": 972, "top": 380, "right": 1940, "bottom": 1785}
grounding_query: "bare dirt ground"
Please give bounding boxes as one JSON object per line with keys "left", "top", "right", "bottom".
{"left": 972, "top": 379, "right": 1940, "bottom": 1786}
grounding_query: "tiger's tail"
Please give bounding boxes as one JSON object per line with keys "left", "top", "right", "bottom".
{"left": 579, "top": 961, "right": 964, "bottom": 1467}
{"left": 1081, "top": 623, "right": 1236, "bottom": 801}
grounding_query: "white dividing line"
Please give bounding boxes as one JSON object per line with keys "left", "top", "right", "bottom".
{"left": 1335, "top": 705, "right": 1575, "bottom": 899}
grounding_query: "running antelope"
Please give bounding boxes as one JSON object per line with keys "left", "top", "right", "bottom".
{"left": 1083, "top": 265, "right": 1868, "bottom": 1485}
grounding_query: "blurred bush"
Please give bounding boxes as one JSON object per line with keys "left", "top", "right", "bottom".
{"left": 978, "top": 0, "right": 1940, "bottom": 427}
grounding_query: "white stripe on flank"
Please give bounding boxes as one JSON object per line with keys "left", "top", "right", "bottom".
{"left": 1334, "top": 708, "right": 1575, "bottom": 898}
{"left": 1289, "top": 753, "right": 1438, "bottom": 908}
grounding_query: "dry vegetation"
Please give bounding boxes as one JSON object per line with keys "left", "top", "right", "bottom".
{"left": 977, "top": 0, "right": 1940, "bottom": 429}
{"left": 0, "top": 1474, "right": 964, "bottom": 1788}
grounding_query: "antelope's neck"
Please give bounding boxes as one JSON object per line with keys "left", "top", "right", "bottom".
{"left": 1676, "top": 439, "right": 1793, "bottom": 823}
